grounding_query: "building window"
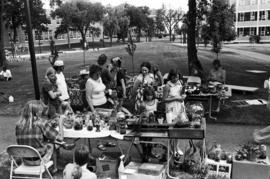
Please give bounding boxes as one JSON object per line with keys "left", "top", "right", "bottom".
{"left": 260, "top": 11, "right": 266, "bottom": 20}
{"left": 260, "top": 27, "right": 265, "bottom": 36}
{"left": 239, "top": 13, "right": 244, "bottom": 21}
{"left": 250, "top": 27, "right": 256, "bottom": 35}
{"left": 266, "top": 27, "right": 270, "bottom": 36}
{"left": 238, "top": 28, "right": 244, "bottom": 36}
{"left": 251, "top": 12, "right": 256, "bottom": 20}
{"left": 244, "top": 12, "right": 250, "bottom": 21}
{"left": 244, "top": 28, "right": 250, "bottom": 36}
{"left": 24, "top": 32, "right": 28, "bottom": 41}
{"left": 44, "top": 31, "right": 49, "bottom": 40}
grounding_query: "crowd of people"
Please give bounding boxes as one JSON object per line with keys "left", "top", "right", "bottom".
{"left": 14, "top": 53, "right": 227, "bottom": 178}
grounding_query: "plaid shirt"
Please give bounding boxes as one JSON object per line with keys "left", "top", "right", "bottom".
{"left": 15, "top": 119, "right": 58, "bottom": 155}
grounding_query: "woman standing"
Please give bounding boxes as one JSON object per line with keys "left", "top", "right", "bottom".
{"left": 85, "top": 64, "right": 111, "bottom": 113}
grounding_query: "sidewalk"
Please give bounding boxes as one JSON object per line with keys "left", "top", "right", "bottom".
{"left": 173, "top": 42, "right": 270, "bottom": 63}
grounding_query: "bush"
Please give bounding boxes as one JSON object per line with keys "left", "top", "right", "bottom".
{"left": 249, "top": 35, "right": 260, "bottom": 43}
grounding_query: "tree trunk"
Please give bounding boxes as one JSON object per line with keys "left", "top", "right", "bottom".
{"left": 0, "top": 1, "right": 6, "bottom": 67}
{"left": 136, "top": 28, "right": 141, "bottom": 42}
{"left": 102, "top": 32, "right": 105, "bottom": 48}
{"left": 13, "top": 27, "right": 17, "bottom": 43}
{"left": 110, "top": 36, "right": 112, "bottom": 47}
{"left": 169, "top": 26, "right": 172, "bottom": 41}
{"left": 187, "top": 0, "right": 203, "bottom": 77}
{"left": 67, "top": 29, "right": 71, "bottom": 49}
{"left": 92, "top": 32, "right": 94, "bottom": 50}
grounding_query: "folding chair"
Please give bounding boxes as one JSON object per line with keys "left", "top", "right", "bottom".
{"left": 6, "top": 145, "right": 53, "bottom": 179}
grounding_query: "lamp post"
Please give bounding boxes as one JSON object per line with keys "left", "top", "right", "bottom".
{"left": 24, "top": 0, "right": 40, "bottom": 99}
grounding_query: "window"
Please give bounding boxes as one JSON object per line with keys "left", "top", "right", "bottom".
{"left": 250, "top": 27, "right": 256, "bottom": 35}
{"left": 260, "top": 11, "right": 266, "bottom": 20}
{"left": 266, "top": 27, "right": 270, "bottom": 36}
{"left": 244, "top": 12, "right": 250, "bottom": 21}
{"left": 250, "top": 12, "right": 256, "bottom": 20}
{"left": 238, "top": 28, "right": 244, "bottom": 36}
{"left": 24, "top": 32, "right": 28, "bottom": 41}
{"left": 44, "top": 31, "right": 49, "bottom": 40}
{"left": 239, "top": 13, "right": 244, "bottom": 21}
{"left": 260, "top": 27, "right": 265, "bottom": 36}
{"left": 244, "top": 28, "right": 250, "bottom": 36}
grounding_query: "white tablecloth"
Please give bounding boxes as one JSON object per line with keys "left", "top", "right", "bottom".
{"left": 63, "top": 127, "right": 129, "bottom": 140}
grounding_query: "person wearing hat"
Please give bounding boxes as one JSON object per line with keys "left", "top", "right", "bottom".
{"left": 42, "top": 67, "right": 62, "bottom": 119}
{"left": 53, "top": 60, "right": 70, "bottom": 101}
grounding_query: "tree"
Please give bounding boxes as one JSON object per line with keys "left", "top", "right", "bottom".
{"left": 0, "top": 1, "right": 6, "bottom": 66}
{"left": 103, "top": 8, "right": 120, "bottom": 46}
{"left": 126, "top": 5, "right": 149, "bottom": 42}
{"left": 144, "top": 17, "right": 155, "bottom": 42}
{"left": 4, "top": 0, "right": 49, "bottom": 43}
{"left": 53, "top": 1, "right": 105, "bottom": 47}
{"left": 208, "top": 0, "right": 236, "bottom": 58}
{"left": 155, "top": 9, "right": 166, "bottom": 37}
{"left": 201, "top": 24, "right": 211, "bottom": 47}
{"left": 160, "top": 7, "right": 184, "bottom": 41}
{"left": 187, "top": 0, "right": 204, "bottom": 77}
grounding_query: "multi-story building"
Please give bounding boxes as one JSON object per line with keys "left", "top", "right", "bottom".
{"left": 231, "top": 0, "right": 270, "bottom": 42}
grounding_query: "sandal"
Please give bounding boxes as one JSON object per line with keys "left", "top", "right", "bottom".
{"left": 97, "top": 144, "right": 107, "bottom": 151}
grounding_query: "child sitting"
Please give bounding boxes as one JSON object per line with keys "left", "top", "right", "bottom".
{"left": 139, "top": 86, "right": 158, "bottom": 117}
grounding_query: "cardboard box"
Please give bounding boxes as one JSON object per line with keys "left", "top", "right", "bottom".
{"left": 119, "top": 162, "right": 166, "bottom": 179}
{"left": 232, "top": 157, "right": 270, "bottom": 179}
{"left": 206, "top": 158, "right": 231, "bottom": 179}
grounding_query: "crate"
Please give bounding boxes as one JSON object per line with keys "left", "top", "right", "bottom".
{"left": 96, "top": 152, "right": 121, "bottom": 178}
{"left": 119, "top": 162, "right": 166, "bottom": 179}
{"left": 206, "top": 158, "right": 231, "bottom": 179}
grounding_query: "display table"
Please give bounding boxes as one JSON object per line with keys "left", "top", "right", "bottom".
{"left": 63, "top": 127, "right": 129, "bottom": 140}
{"left": 124, "top": 118, "right": 206, "bottom": 178}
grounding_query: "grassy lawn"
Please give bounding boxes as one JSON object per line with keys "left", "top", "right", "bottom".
{"left": 1, "top": 41, "right": 270, "bottom": 124}
{"left": 1, "top": 41, "right": 270, "bottom": 178}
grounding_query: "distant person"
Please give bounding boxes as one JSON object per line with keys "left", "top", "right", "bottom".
{"left": 50, "top": 37, "right": 55, "bottom": 56}
{"left": 63, "top": 144, "right": 97, "bottom": 179}
{"left": 42, "top": 67, "right": 62, "bottom": 119}
{"left": 0, "top": 66, "right": 12, "bottom": 81}
{"left": 208, "top": 59, "right": 226, "bottom": 84}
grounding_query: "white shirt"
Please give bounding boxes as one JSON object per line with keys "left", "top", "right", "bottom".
{"left": 56, "top": 72, "right": 69, "bottom": 101}
{"left": 85, "top": 77, "right": 107, "bottom": 106}
{"left": 0, "top": 69, "right": 12, "bottom": 78}
{"left": 63, "top": 163, "right": 97, "bottom": 179}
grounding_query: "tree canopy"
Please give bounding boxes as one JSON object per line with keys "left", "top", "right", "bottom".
{"left": 53, "top": 0, "right": 105, "bottom": 44}
{"left": 3, "top": 0, "right": 49, "bottom": 42}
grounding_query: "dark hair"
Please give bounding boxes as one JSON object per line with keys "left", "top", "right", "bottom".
{"left": 213, "top": 59, "right": 221, "bottom": 67}
{"left": 74, "top": 144, "right": 89, "bottom": 166}
{"left": 111, "top": 57, "right": 122, "bottom": 68}
{"left": 143, "top": 86, "right": 156, "bottom": 101}
{"left": 89, "top": 64, "right": 102, "bottom": 78}
{"left": 53, "top": 66, "right": 63, "bottom": 72}
{"left": 140, "top": 62, "right": 151, "bottom": 72}
{"left": 97, "top": 54, "right": 107, "bottom": 66}
{"left": 167, "top": 69, "right": 180, "bottom": 81}
{"left": 3, "top": 66, "right": 7, "bottom": 71}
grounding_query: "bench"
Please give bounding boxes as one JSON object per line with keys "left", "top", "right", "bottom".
{"left": 225, "top": 84, "right": 259, "bottom": 94}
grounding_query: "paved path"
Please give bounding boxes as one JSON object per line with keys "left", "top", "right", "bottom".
{"left": 173, "top": 43, "right": 270, "bottom": 63}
